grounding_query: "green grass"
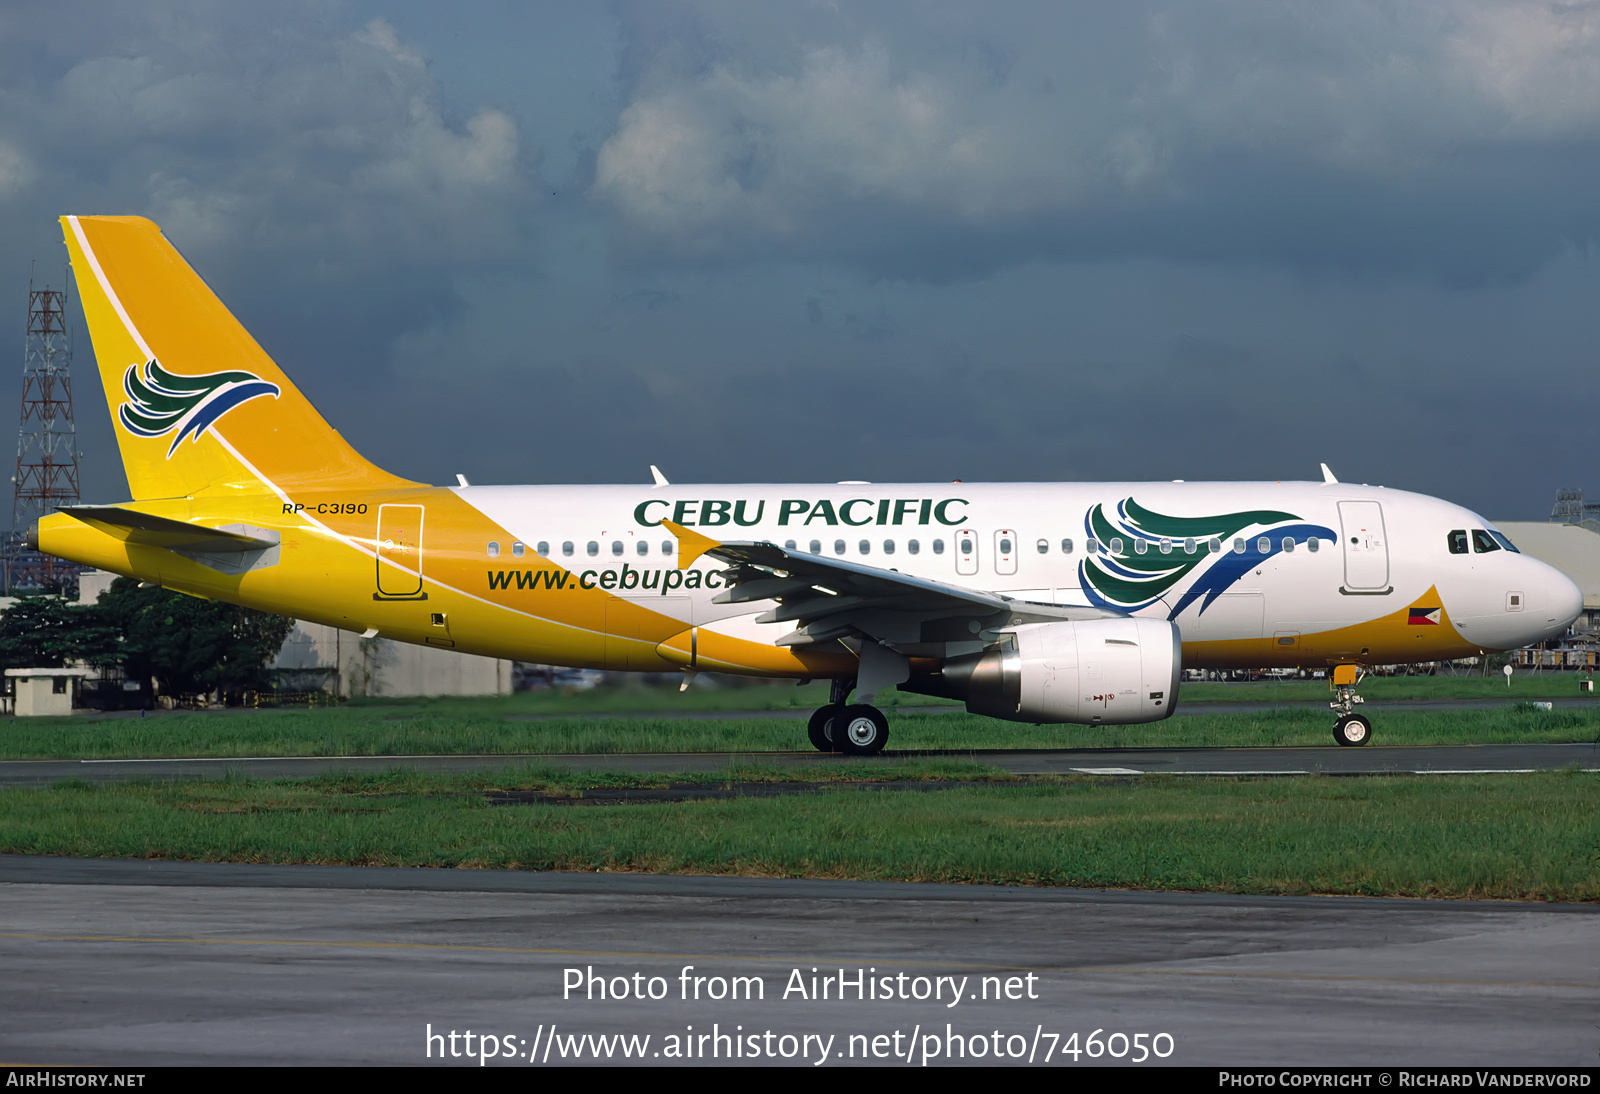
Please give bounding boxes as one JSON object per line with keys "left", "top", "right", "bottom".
{"left": 340, "top": 678, "right": 881, "bottom": 714}
{"left": 4, "top": 769, "right": 1595, "bottom": 901}
{"left": 332, "top": 673, "right": 1591, "bottom": 715}
{"left": 1180, "top": 675, "right": 1598, "bottom": 703}
{"left": 2, "top": 699, "right": 1596, "bottom": 758}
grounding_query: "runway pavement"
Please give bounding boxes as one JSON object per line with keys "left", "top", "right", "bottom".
{"left": 1, "top": 856, "right": 1595, "bottom": 1067}
{"left": 0, "top": 741, "right": 1595, "bottom": 787}
{"left": 5, "top": 700, "right": 1592, "bottom": 1067}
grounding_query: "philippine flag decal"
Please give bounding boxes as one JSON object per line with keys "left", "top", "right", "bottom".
{"left": 1408, "top": 606, "right": 1442, "bottom": 626}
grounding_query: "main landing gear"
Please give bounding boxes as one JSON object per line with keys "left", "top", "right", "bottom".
{"left": 1330, "top": 664, "right": 1371, "bottom": 746}
{"left": 807, "top": 679, "right": 890, "bottom": 756}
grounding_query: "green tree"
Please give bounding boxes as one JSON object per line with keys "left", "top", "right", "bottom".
{"left": 0, "top": 594, "right": 121, "bottom": 671}
{"left": 98, "top": 578, "right": 295, "bottom": 702}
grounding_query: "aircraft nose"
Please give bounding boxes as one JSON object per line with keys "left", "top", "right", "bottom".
{"left": 1544, "top": 565, "right": 1583, "bottom": 633}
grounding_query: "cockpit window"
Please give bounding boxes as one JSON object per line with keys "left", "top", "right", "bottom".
{"left": 1447, "top": 529, "right": 1468, "bottom": 555}
{"left": 1465, "top": 512, "right": 1521, "bottom": 554}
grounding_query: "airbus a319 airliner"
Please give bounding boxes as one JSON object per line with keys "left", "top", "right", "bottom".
{"left": 33, "top": 216, "right": 1583, "bottom": 752}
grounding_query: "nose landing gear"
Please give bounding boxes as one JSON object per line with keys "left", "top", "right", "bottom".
{"left": 1334, "top": 713, "right": 1372, "bottom": 746}
{"left": 1330, "top": 664, "right": 1371, "bottom": 746}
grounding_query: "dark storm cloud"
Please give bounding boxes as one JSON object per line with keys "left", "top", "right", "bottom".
{"left": 594, "top": 0, "right": 1600, "bottom": 285}
{"left": 0, "top": 0, "right": 1592, "bottom": 523}
{"left": 0, "top": 2, "right": 542, "bottom": 496}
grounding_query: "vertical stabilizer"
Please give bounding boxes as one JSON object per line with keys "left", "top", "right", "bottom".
{"left": 62, "top": 215, "right": 415, "bottom": 500}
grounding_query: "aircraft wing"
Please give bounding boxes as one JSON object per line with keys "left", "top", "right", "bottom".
{"left": 703, "top": 537, "right": 1123, "bottom": 650}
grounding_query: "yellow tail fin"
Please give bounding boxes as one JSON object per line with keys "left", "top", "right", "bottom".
{"left": 62, "top": 215, "right": 415, "bottom": 500}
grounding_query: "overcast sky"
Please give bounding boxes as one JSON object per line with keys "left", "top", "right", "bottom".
{"left": 1, "top": 1, "right": 1595, "bottom": 519}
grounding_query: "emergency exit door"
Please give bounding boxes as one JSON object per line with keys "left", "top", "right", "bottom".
{"left": 993, "top": 529, "right": 1017, "bottom": 575}
{"left": 955, "top": 529, "right": 979, "bottom": 575}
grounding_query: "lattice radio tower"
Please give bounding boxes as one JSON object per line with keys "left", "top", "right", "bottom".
{"left": 6, "top": 270, "right": 82, "bottom": 593}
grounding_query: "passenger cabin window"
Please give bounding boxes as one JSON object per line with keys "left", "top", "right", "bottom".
{"left": 562, "top": 541, "right": 574, "bottom": 557}
{"left": 536, "top": 541, "right": 550, "bottom": 557}
{"left": 586, "top": 541, "right": 599, "bottom": 557}
{"left": 1109, "top": 537, "right": 1124, "bottom": 555}
{"left": 810, "top": 540, "right": 822, "bottom": 554}
{"left": 1086, "top": 538, "right": 1099, "bottom": 554}
{"left": 1134, "top": 538, "right": 1147, "bottom": 555}
{"left": 859, "top": 540, "right": 871, "bottom": 555}
{"left": 908, "top": 540, "right": 921, "bottom": 555}
{"left": 1184, "top": 538, "right": 1196, "bottom": 554}
{"left": 1282, "top": 536, "right": 1295, "bottom": 553}
{"left": 1257, "top": 536, "right": 1271, "bottom": 554}
{"left": 1307, "top": 537, "right": 1319, "bottom": 553}
{"left": 784, "top": 540, "right": 796, "bottom": 551}
{"left": 1471, "top": 529, "right": 1501, "bottom": 553}
{"left": 1037, "top": 539, "right": 1049, "bottom": 554}
{"left": 512, "top": 542, "right": 525, "bottom": 558}
{"left": 611, "top": 541, "right": 623, "bottom": 556}
{"left": 661, "top": 541, "right": 673, "bottom": 556}
{"left": 834, "top": 540, "right": 846, "bottom": 555}
{"left": 883, "top": 539, "right": 895, "bottom": 555}
{"left": 1159, "top": 538, "right": 1172, "bottom": 555}
{"left": 636, "top": 541, "right": 648, "bottom": 556}
{"left": 1209, "top": 537, "right": 1222, "bottom": 554}
{"left": 999, "top": 536, "right": 1013, "bottom": 554}
{"left": 1448, "top": 530, "right": 1469, "bottom": 554}
{"left": 931, "top": 538, "right": 945, "bottom": 555}
{"left": 1061, "top": 538, "right": 1073, "bottom": 554}
{"left": 1233, "top": 538, "right": 1246, "bottom": 554}
{"left": 487, "top": 542, "right": 500, "bottom": 558}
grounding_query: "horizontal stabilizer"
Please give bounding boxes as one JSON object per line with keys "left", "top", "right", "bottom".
{"left": 60, "top": 505, "right": 278, "bottom": 555}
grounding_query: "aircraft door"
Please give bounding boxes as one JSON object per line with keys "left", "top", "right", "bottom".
{"left": 375, "top": 504, "right": 426, "bottom": 599}
{"left": 1337, "top": 501, "right": 1389, "bottom": 591}
{"left": 994, "top": 529, "right": 1017, "bottom": 575}
{"left": 955, "top": 529, "right": 979, "bottom": 575}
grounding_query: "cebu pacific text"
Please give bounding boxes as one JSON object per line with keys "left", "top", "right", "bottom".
{"left": 633, "top": 497, "right": 969, "bottom": 528}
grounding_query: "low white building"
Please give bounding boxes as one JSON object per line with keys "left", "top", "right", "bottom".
{"left": 6, "top": 667, "right": 87, "bottom": 716}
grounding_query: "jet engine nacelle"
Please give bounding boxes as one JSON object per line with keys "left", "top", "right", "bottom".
{"left": 935, "top": 617, "right": 1181, "bottom": 725}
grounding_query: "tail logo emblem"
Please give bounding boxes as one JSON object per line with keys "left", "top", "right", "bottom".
{"left": 118, "top": 358, "right": 281, "bottom": 458}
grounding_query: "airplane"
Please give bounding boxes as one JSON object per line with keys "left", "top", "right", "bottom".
{"left": 32, "top": 216, "right": 1585, "bottom": 752}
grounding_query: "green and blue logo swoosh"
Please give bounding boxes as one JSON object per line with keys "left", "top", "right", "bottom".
{"left": 1081, "top": 498, "right": 1335, "bottom": 618}
{"left": 118, "top": 358, "right": 280, "bottom": 458}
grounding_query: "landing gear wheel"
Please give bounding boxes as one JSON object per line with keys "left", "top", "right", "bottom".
{"left": 836, "top": 705, "right": 889, "bottom": 756}
{"left": 1333, "top": 714, "right": 1372, "bottom": 747}
{"left": 807, "top": 705, "right": 844, "bottom": 752}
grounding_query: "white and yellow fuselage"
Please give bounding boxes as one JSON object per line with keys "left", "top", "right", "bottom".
{"left": 36, "top": 217, "right": 1582, "bottom": 694}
